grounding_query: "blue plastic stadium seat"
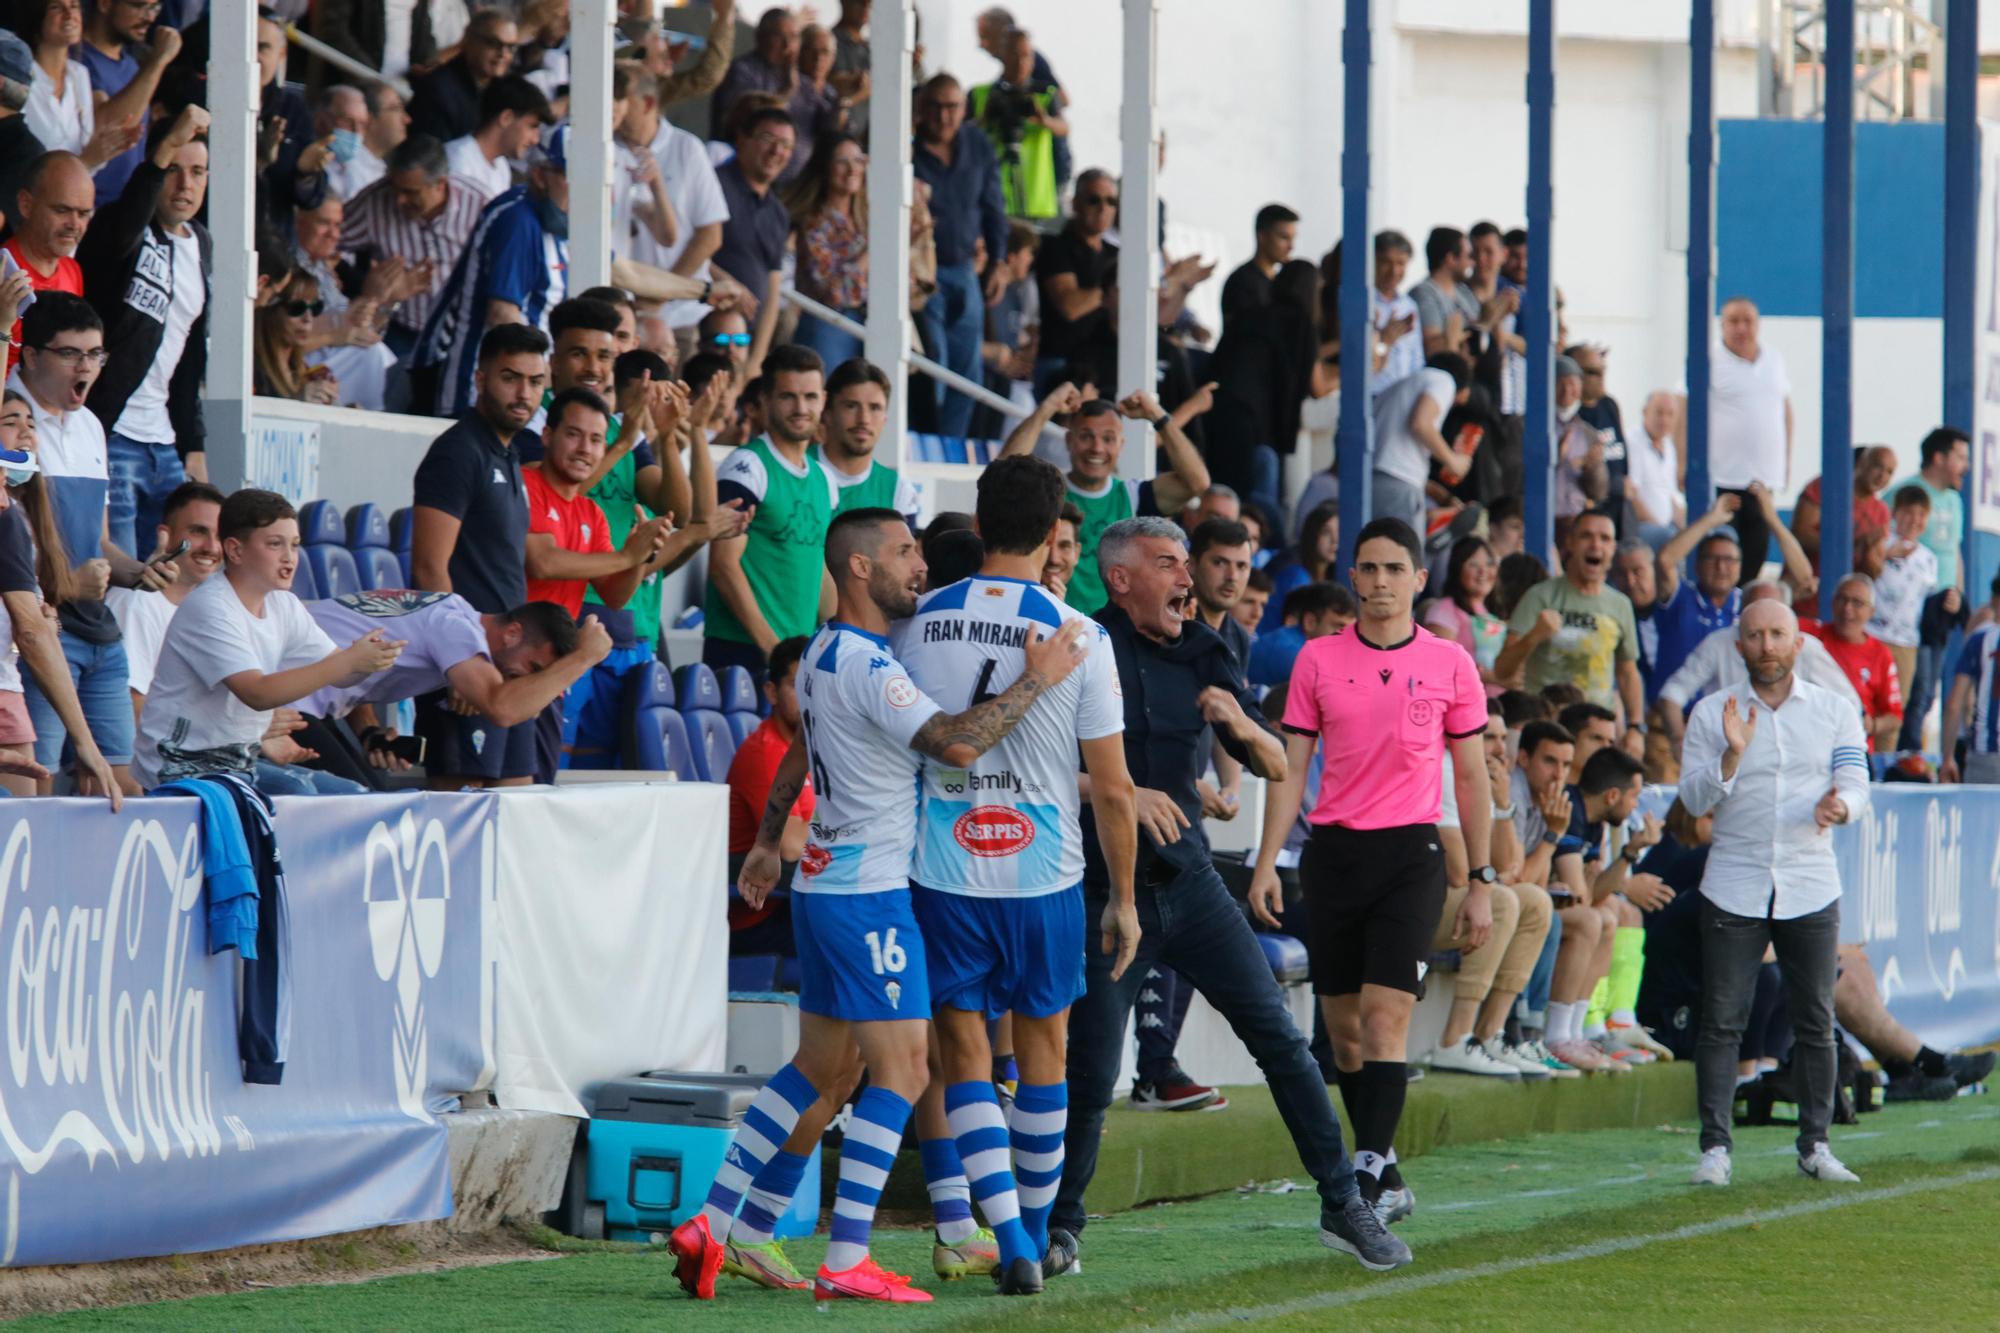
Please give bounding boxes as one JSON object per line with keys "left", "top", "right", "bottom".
{"left": 724, "top": 712, "right": 759, "bottom": 746}
{"left": 345, "top": 503, "right": 403, "bottom": 590}
{"left": 289, "top": 551, "right": 320, "bottom": 600}
{"left": 619, "top": 662, "right": 695, "bottom": 776}
{"left": 297, "top": 499, "right": 361, "bottom": 599}
{"left": 684, "top": 711, "right": 737, "bottom": 783}
{"left": 969, "top": 437, "right": 1000, "bottom": 464}
{"left": 673, "top": 664, "right": 724, "bottom": 713}
{"left": 1257, "top": 933, "right": 1310, "bottom": 985}
{"left": 729, "top": 956, "right": 781, "bottom": 991}
{"left": 388, "top": 507, "right": 415, "bottom": 585}
{"left": 718, "top": 665, "right": 760, "bottom": 717}
{"left": 778, "top": 956, "right": 803, "bottom": 990}
{"left": 346, "top": 502, "right": 390, "bottom": 551}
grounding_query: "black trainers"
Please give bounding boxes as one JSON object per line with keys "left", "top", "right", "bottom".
{"left": 1042, "top": 1226, "right": 1081, "bottom": 1279}
{"left": 1884, "top": 1071, "right": 1959, "bottom": 1103}
{"left": 994, "top": 1255, "right": 1044, "bottom": 1295}
{"left": 1320, "top": 1192, "right": 1413, "bottom": 1271}
{"left": 1949, "top": 1051, "right": 1996, "bottom": 1088}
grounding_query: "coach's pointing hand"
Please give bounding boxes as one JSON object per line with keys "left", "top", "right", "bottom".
{"left": 1100, "top": 897, "right": 1140, "bottom": 982}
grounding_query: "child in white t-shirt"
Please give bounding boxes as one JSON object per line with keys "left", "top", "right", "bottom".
{"left": 1868, "top": 485, "right": 1938, "bottom": 694}
{"left": 133, "top": 490, "right": 406, "bottom": 789}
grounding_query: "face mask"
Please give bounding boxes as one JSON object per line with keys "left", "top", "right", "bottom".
{"left": 330, "top": 128, "right": 362, "bottom": 164}
{"left": 4, "top": 468, "right": 34, "bottom": 487}
{"left": 531, "top": 191, "right": 569, "bottom": 240}
{"left": 1557, "top": 400, "right": 1579, "bottom": 423}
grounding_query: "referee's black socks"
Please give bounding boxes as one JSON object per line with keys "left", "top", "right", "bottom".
{"left": 1341, "top": 1062, "right": 1408, "bottom": 1200}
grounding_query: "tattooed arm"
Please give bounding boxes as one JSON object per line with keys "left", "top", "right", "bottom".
{"left": 739, "top": 733, "right": 810, "bottom": 909}
{"left": 907, "top": 619, "right": 1090, "bottom": 767}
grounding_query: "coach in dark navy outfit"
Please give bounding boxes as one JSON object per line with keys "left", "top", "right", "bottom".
{"left": 1047, "top": 516, "right": 1408, "bottom": 1275}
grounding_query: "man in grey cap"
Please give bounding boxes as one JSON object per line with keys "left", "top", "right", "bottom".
{"left": 0, "top": 33, "right": 46, "bottom": 230}
{"left": 1553, "top": 353, "right": 1609, "bottom": 529}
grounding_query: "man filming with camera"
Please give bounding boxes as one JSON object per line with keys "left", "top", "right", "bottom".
{"left": 970, "top": 26, "right": 1068, "bottom": 220}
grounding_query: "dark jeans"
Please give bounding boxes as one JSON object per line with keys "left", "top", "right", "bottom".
{"left": 1897, "top": 623, "right": 1954, "bottom": 752}
{"left": 1696, "top": 898, "right": 1841, "bottom": 1154}
{"left": 1135, "top": 965, "right": 1197, "bottom": 1084}
{"left": 1718, "top": 489, "right": 1771, "bottom": 587}
{"left": 1054, "top": 861, "right": 1357, "bottom": 1237}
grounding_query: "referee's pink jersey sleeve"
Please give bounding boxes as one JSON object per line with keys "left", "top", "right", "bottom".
{"left": 1444, "top": 637, "right": 1487, "bottom": 736}
{"left": 1282, "top": 636, "right": 1326, "bottom": 735}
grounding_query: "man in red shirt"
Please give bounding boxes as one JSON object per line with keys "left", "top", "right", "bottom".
{"left": 4, "top": 152, "right": 93, "bottom": 346}
{"left": 1806, "top": 572, "right": 1903, "bottom": 753}
{"left": 725, "top": 634, "right": 814, "bottom": 954}
{"left": 1791, "top": 445, "right": 1895, "bottom": 579}
{"left": 522, "top": 386, "right": 669, "bottom": 616}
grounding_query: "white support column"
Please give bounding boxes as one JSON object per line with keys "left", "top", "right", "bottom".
{"left": 567, "top": 0, "right": 617, "bottom": 294}
{"left": 865, "top": 0, "right": 914, "bottom": 472}
{"left": 204, "top": 0, "right": 259, "bottom": 491}
{"left": 1116, "top": 0, "right": 1161, "bottom": 483}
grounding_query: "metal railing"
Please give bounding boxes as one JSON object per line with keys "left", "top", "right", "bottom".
{"left": 282, "top": 22, "right": 414, "bottom": 100}
{"left": 782, "top": 287, "right": 1025, "bottom": 422}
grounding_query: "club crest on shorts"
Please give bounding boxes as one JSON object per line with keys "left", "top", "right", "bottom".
{"left": 885, "top": 979, "right": 902, "bottom": 1010}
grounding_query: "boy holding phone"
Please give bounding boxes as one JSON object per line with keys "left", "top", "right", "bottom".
{"left": 133, "top": 490, "right": 406, "bottom": 789}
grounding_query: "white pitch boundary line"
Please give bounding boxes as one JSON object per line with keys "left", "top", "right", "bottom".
{"left": 1135, "top": 1165, "right": 2000, "bottom": 1333}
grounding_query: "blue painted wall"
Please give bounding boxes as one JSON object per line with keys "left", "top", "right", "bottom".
{"left": 1716, "top": 120, "right": 1944, "bottom": 318}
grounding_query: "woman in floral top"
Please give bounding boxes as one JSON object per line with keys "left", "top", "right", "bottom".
{"left": 783, "top": 132, "right": 868, "bottom": 368}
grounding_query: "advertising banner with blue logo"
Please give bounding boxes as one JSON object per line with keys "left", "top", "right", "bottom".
{"left": 0, "top": 792, "right": 497, "bottom": 1267}
{"left": 1837, "top": 785, "right": 2000, "bottom": 1052}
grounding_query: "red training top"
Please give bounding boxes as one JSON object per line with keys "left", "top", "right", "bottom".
{"left": 1805, "top": 621, "right": 1903, "bottom": 749}
{"left": 726, "top": 715, "right": 816, "bottom": 929}
{"left": 3, "top": 238, "right": 83, "bottom": 348}
{"left": 524, "top": 465, "right": 612, "bottom": 616}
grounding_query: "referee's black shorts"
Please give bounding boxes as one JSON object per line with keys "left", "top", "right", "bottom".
{"left": 1298, "top": 822, "right": 1447, "bottom": 997}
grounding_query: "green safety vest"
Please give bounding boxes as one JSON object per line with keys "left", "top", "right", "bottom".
{"left": 969, "top": 82, "right": 1060, "bottom": 220}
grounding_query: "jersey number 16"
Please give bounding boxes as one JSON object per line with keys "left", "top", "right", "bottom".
{"left": 864, "top": 928, "right": 907, "bottom": 975}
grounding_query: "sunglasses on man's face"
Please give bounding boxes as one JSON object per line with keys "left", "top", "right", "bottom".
{"left": 709, "top": 332, "right": 751, "bottom": 348}
{"left": 284, "top": 299, "right": 326, "bottom": 317}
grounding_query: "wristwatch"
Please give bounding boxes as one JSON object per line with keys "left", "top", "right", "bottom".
{"left": 1491, "top": 803, "right": 1516, "bottom": 820}
{"left": 1469, "top": 865, "right": 1498, "bottom": 885}
{"left": 1152, "top": 413, "right": 1172, "bottom": 433}
{"left": 1620, "top": 844, "right": 1645, "bottom": 866}
{"left": 699, "top": 279, "right": 714, "bottom": 303}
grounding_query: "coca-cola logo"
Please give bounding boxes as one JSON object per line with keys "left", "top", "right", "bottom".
{"left": 952, "top": 806, "right": 1035, "bottom": 858}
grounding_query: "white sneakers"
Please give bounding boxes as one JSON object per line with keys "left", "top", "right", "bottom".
{"left": 1798, "top": 1142, "right": 1861, "bottom": 1183}
{"left": 1427, "top": 1035, "right": 1520, "bottom": 1079}
{"left": 1482, "top": 1036, "right": 1554, "bottom": 1080}
{"left": 1690, "top": 1143, "right": 1860, "bottom": 1187}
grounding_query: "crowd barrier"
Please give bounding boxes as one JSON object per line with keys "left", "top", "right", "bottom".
{"left": 0, "top": 784, "right": 725, "bottom": 1268}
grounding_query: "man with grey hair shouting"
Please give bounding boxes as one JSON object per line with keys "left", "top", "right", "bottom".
{"left": 1680, "top": 597, "right": 1870, "bottom": 1188}
{"left": 1050, "top": 514, "right": 1411, "bottom": 1277}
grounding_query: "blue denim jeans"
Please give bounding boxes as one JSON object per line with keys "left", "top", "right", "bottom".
{"left": 1056, "top": 861, "right": 1358, "bottom": 1238}
{"left": 22, "top": 631, "right": 134, "bottom": 767}
{"left": 793, "top": 307, "right": 864, "bottom": 371}
{"left": 253, "top": 758, "right": 369, "bottom": 796}
{"left": 1897, "top": 631, "right": 1956, "bottom": 752}
{"left": 915, "top": 263, "right": 984, "bottom": 440}
{"left": 1519, "top": 908, "right": 1563, "bottom": 1028}
{"left": 106, "top": 434, "right": 188, "bottom": 560}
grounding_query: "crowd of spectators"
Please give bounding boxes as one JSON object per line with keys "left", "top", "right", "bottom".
{"left": 0, "top": 0, "right": 1990, "bottom": 1126}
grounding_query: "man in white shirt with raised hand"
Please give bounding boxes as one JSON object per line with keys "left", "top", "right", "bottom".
{"left": 1678, "top": 598, "right": 1869, "bottom": 1189}
{"left": 1707, "top": 298, "right": 1792, "bottom": 587}
{"left": 1655, "top": 581, "right": 1860, "bottom": 753}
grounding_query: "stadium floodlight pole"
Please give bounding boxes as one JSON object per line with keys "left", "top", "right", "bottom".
{"left": 566, "top": 0, "right": 616, "bottom": 294}
{"left": 1335, "top": 0, "right": 1374, "bottom": 586}
{"left": 1115, "top": 0, "right": 1161, "bottom": 484}
{"left": 1944, "top": 0, "right": 1980, "bottom": 592}
{"left": 864, "top": 0, "right": 914, "bottom": 474}
{"left": 206, "top": 0, "right": 259, "bottom": 491}
{"left": 1522, "top": 0, "right": 1557, "bottom": 562}
{"left": 1820, "top": 0, "right": 1855, "bottom": 622}
{"left": 1684, "top": 0, "right": 1716, "bottom": 517}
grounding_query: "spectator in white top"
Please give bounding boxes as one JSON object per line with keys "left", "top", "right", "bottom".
{"left": 1708, "top": 298, "right": 1792, "bottom": 586}
{"left": 1655, "top": 581, "right": 1860, "bottom": 749}
{"left": 1412, "top": 227, "right": 1480, "bottom": 359}
{"left": 315, "top": 84, "right": 381, "bottom": 203}
{"left": 1370, "top": 350, "right": 1471, "bottom": 539}
{"left": 1866, "top": 484, "right": 1937, "bottom": 695}
{"left": 362, "top": 83, "right": 410, "bottom": 174}
{"left": 133, "top": 489, "right": 405, "bottom": 790}
{"left": 337, "top": 134, "right": 482, "bottom": 366}
{"left": 444, "top": 76, "right": 550, "bottom": 202}
{"left": 21, "top": 0, "right": 137, "bottom": 168}
{"left": 1552, "top": 356, "right": 1609, "bottom": 526}
{"left": 1368, "top": 229, "right": 1420, "bottom": 397}
{"left": 105, "top": 480, "right": 224, "bottom": 711}
{"left": 1624, "top": 390, "right": 1684, "bottom": 551}
{"left": 292, "top": 195, "right": 419, "bottom": 412}
{"left": 613, "top": 63, "right": 733, "bottom": 342}
{"left": 1679, "top": 598, "right": 1868, "bottom": 1188}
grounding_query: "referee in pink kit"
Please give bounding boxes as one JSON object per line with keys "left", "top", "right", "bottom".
{"left": 1251, "top": 516, "right": 1494, "bottom": 1224}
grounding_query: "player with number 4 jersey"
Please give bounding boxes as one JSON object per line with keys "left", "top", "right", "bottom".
{"left": 672, "top": 507, "right": 1089, "bottom": 1307}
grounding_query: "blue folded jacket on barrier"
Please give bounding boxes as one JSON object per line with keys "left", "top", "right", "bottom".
{"left": 156, "top": 776, "right": 260, "bottom": 958}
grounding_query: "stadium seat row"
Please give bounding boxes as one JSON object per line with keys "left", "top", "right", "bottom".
{"left": 906, "top": 434, "right": 1004, "bottom": 465}
{"left": 620, "top": 661, "right": 763, "bottom": 781}
{"left": 292, "top": 500, "right": 413, "bottom": 600}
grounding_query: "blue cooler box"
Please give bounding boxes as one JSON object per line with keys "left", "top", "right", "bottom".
{"left": 584, "top": 1071, "right": 820, "bottom": 1243}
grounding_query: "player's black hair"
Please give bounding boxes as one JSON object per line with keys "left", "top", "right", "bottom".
{"left": 501, "top": 602, "right": 581, "bottom": 655}
{"left": 1353, "top": 516, "right": 1424, "bottom": 570}
{"left": 545, "top": 386, "right": 612, "bottom": 434}
{"left": 1281, "top": 580, "right": 1354, "bottom": 622}
{"left": 1579, "top": 746, "right": 1644, "bottom": 796}
{"left": 160, "top": 481, "right": 226, "bottom": 526}
{"left": 768, "top": 635, "right": 811, "bottom": 685}
{"left": 763, "top": 343, "right": 826, "bottom": 387}
{"left": 548, "top": 297, "right": 623, "bottom": 340}
{"left": 1919, "top": 426, "right": 1969, "bottom": 467}
{"left": 825, "top": 506, "right": 907, "bottom": 573}
{"left": 1500, "top": 688, "right": 1551, "bottom": 728}
{"left": 218, "top": 488, "right": 296, "bottom": 545}
{"left": 1189, "top": 518, "right": 1253, "bottom": 562}
{"left": 975, "top": 455, "right": 1067, "bottom": 557}
{"left": 1518, "top": 719, "right": 1576, "bottom": 758}
{"left": 477, "top": 322, "right": 551, "bottom": 365}
{"left": 614, "top": 348, "right": 671, "bottom": 391}
{"left": 826, "top": 358, "right": 892, "bottom": 402}
{"left": 1558, "top": 701, "right": 1618, "bottom": 737}
{"left": 925, "top": 529, "right": 986, "bottom": 589}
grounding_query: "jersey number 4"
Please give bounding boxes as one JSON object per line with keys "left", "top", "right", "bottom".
{"left": 864, "top": 928, "right": 908, "bottom": 975}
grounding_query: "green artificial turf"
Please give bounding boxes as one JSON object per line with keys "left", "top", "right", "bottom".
{"left": 19, "top": 1096, "right": 1998, "bottom": 1331}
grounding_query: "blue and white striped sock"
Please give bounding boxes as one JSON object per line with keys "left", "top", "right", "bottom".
{"left": 824, "top": 1086, "right": 913, "bottom": 1273}
{"left": 698, "top": 1063, "right": 817, "bottom": 1241}
{"left": 1010, "top": 1081, "right": 1067, "bottom": 1256}
{"left": 732, "top": 1148, "right": 809, "bottom": 1247}
{"left": 919, "top": 1134, "right": 978, "bottom": 1245}
{"left": 945, "top": 1080, "right": 1034, "bottom": 1266}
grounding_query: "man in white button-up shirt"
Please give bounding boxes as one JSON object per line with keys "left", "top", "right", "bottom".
{"left": 1678, "top": 599, "right": 1869, "bottom": 1189}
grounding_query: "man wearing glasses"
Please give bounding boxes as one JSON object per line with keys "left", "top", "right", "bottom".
{"left": 409, "top": 9, "right": 520, "bottom": 144}
{"left": 1033, "top": 167, "right": 1119, "bottom": 399}
{"left": 76, "top": 0, "right": 180, "bottom": 205}
{"left": 712, "top": 106, "right": 795, "bottom": 382}
{"left": 5, "top": 293, "right": 178, "bottom": 798}
{"left": 913, "top": 73, "right": 1008, "bottom": 440}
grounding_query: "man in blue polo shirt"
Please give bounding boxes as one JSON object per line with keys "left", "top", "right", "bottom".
{"left": 410, "top": 322, "right": 548, "bottom": 787}
{"left": 418, "top": 123, "right": 572, "bottom": 416}
{"left": 1651, "top": 494, "right": 1745, "bottom": 690}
